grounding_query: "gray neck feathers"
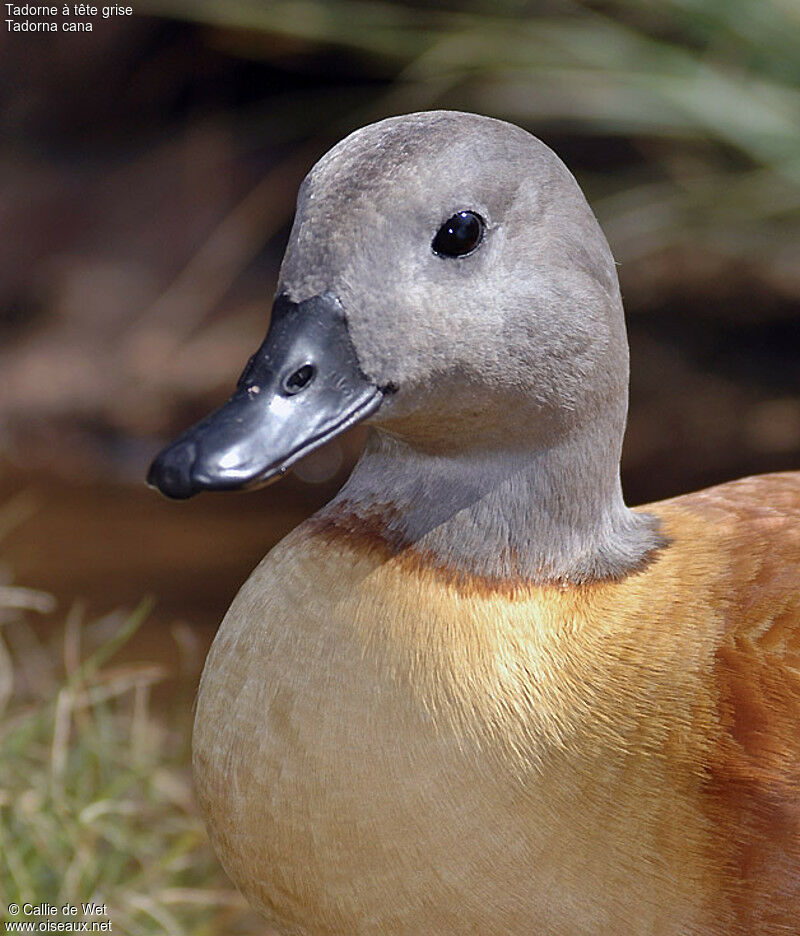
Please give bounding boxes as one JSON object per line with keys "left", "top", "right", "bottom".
{"left": 324, "top": 426, "right": 664, "bottom": 585}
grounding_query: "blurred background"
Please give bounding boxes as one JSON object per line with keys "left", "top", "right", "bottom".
{"left": 1, "top": 0, "right": 799, "bottom": 932}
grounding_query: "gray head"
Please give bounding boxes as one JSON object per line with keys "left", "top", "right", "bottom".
{"left": 281, "top": 111, "right": 628, "bottom": 454}
{"left": 149, "top": 111, "right": 660, "bottom": 582}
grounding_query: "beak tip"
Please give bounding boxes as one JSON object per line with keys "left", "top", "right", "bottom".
{"left": 147, "top": 441, "right": 199, "bottom": 500}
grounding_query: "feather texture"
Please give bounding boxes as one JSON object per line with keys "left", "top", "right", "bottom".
{"left": 193, "top": 471, "right": 800, "bottom": 936}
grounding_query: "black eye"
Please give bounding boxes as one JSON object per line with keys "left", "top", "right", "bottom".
{"left": 432, "top": 210, "right": 485, "bottom": 258}
{"left": 282, "top": 363, "right": 315, "bottom": 394}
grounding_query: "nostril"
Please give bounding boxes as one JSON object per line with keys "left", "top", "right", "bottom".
{"left": 147, "top": 440, "right": 198, "bottom": 500}
{"left": 282, "top": 364, "right": 316, "bottom": 395}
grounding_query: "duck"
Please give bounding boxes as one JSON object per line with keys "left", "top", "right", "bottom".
{"left": 147, "top": 110, "right": 800, "bottom": 936}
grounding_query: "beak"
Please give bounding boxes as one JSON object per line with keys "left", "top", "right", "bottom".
{"left": 147, "top": 293, "right": 385, "bottom": 499}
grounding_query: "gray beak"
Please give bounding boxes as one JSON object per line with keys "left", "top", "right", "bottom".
{"left": 147, "top": 293, "right": 385, "bottom": 499}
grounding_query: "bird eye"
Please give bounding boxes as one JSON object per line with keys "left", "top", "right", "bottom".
{"left": 432, "top": 211, "right": 485, "bottom": 258}
{"left": 282, "top": 364, "right": 316, "bottom": 394}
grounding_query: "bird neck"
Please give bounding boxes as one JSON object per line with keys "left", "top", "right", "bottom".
{"left": 322, "top": 424, "right": 664, "bottom": 585}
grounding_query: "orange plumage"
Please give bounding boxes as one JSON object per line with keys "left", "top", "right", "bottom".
{"left": 192, "top": 471, "right": 800, "bottom": 935}
{"left": 671, "top": 474, "right": 800, "bottom": 932}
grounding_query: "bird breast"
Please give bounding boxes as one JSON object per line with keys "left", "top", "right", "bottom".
{"left": 192, "top": 513, "right": 724, "bottom": 936}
